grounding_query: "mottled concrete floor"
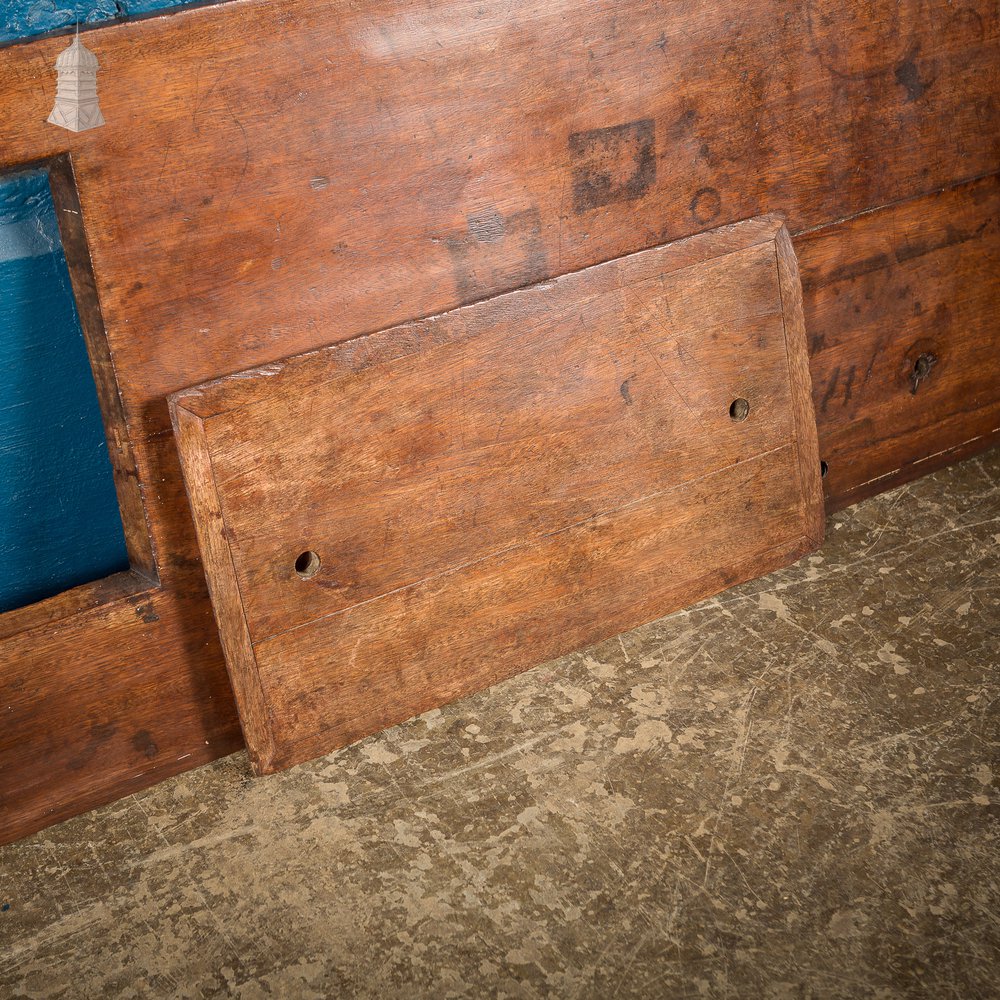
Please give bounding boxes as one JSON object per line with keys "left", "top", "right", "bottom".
{"left": 2, "top": 450, "right": 999, "bottom": 999}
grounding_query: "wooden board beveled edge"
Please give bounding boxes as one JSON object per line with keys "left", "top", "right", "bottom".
{"left": 169, "top": 403, "right": 278, "bottom": 774}
{"left": 168, "top": 213, "right": 822, "bottom": 775}
{"left": 774, "top": 224, "right": 826, "bottom": 550}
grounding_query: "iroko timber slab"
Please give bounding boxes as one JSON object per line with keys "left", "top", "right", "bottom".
{"left": 1, "top": 0, "right": 998, "bottom": 844}
{"left": 170, "top": 217, "right": 823, "bottom": 773}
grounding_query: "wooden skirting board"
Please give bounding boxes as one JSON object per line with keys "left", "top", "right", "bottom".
{"left": 0, "top": 0, "right": 997, "bottom": 841}
{"left": 170, "top": 218, "right": 823, "bottom": 773}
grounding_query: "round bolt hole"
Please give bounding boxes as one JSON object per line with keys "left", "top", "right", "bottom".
{"left": 820, "top": 460, "right": 829, "bottom": 479}
{"left": 294, "top": 550, "right": 321, "bottom": 579}
{"left": 729, "top": 397, "right": 750, "bottom": 422}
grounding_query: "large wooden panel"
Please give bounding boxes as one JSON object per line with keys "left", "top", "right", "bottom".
{"left": 170, "top": 218, "right": 823, "bottom": 772}
{"left": 0, "top": 0, "right": 997, "bottom": 842}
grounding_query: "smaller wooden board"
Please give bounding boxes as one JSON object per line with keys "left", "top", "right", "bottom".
{"left": 170, "top": 216, "right": 823, "bottom": 774}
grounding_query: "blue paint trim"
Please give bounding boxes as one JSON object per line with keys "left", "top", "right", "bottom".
{"left": 0, "top": 0, "right": 207, "bottom": 45}
{"left": 0, "top": 168, "right": 129, "bottom": 614}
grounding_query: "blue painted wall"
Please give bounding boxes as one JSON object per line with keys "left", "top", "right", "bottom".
{"left": 0, "top": 169, "right": 129, "bottom": 614}
{"left": 1, "top": 0, "right": 204, "bottom": 45}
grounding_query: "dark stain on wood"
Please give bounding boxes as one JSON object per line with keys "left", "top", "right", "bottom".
{"left": 568, "top": 119, "right": 656, "bottom": 214}
{"left": 896, "top": 220, "right": 992, "bottom": 263}
{"left": 133, "top": 601, "right": 159, "bottom": 624}
{"left": 895, "top": 54, "right": 933, "bottom": 102}
{"left": 66, "top": 722, "right": 117, "bottom": 772}
{"left": 802, "top": 253, "right": 893, "bottom": 291}
{"left": 447, "top": 207, "right": 548, "bottom": 303}
{"left": 131, "top": 729, "right": 159, "bottom": 759}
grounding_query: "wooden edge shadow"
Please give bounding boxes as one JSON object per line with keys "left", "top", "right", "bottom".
{"left": 0, "top": 154, "right": 159, "bottom": 642}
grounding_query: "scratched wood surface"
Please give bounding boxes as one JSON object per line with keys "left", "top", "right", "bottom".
{"left": 0, "top": 0, "right": 997, "bottom": 840}
{"left": 170, "top": 218, "right": 823, "bottom": 773}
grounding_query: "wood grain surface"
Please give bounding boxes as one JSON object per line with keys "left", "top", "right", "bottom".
{"left": 170, "top": 218, "right": 824, "bottom": 773}
{"left": 800, "top": 173, "right": 1000, "bottom": 509}
{"left": 0, "top": 0, "right": 996, "bottom": 840}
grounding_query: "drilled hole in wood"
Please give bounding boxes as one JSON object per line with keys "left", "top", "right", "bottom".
{"left": 294, "top": 550, "right": 321, "bottom": 579}
{"left": 729, "top": 397, "right": 750, "bottom": 422}
{"left": 821, "top": 460, "right": 829, "bottom": 479}
{"left": 910, "top": 351, "right": 938, "bottom": 394}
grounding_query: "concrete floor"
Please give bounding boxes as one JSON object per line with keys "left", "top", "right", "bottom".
{"left": 1, "top": 450, "right": 998, "bottom": 999}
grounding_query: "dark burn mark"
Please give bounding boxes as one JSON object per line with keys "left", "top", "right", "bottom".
{"left": 135, "top": 601, "right": 159, "bottom": 624}
{"left": 896, "top": 220, "right": 991, "bottom": 263}
{"left": 821, "top": 366, "right": 840, "bottom": 413}
{"left": 690, "top": 187, "right": 722, "bottom": 226}
{"left": 66, "top": 721, "right": 117, "bottom": 771}
{"left": 132, "top": 729, "right": 160, "bottom": 760}
{"left": 676, "top": 108, "right": 698, "bottom": 133}
{"left": 895, "top": 57, "right": 932, "bottom": 102}
{"left": 446, "top": 207, "right": 548, "bottom": 303}
{"left": 620, "top": 377, "right": 635, "bottom": 406}
{"left": 843, "top": 365, "right": 856, "bottom": 406}
{"left": 801, "top": 253, "right": 891, "bottom": 291}
{"left": 568, "top": 119, "right": 656, "bottom": 214}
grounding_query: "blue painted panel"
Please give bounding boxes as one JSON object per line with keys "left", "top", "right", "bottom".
{"left": 0, "top": 0, "right": 205, "bottom": 45}
{"left": 0, "top": 169, "right": 129, "bottom": 614}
